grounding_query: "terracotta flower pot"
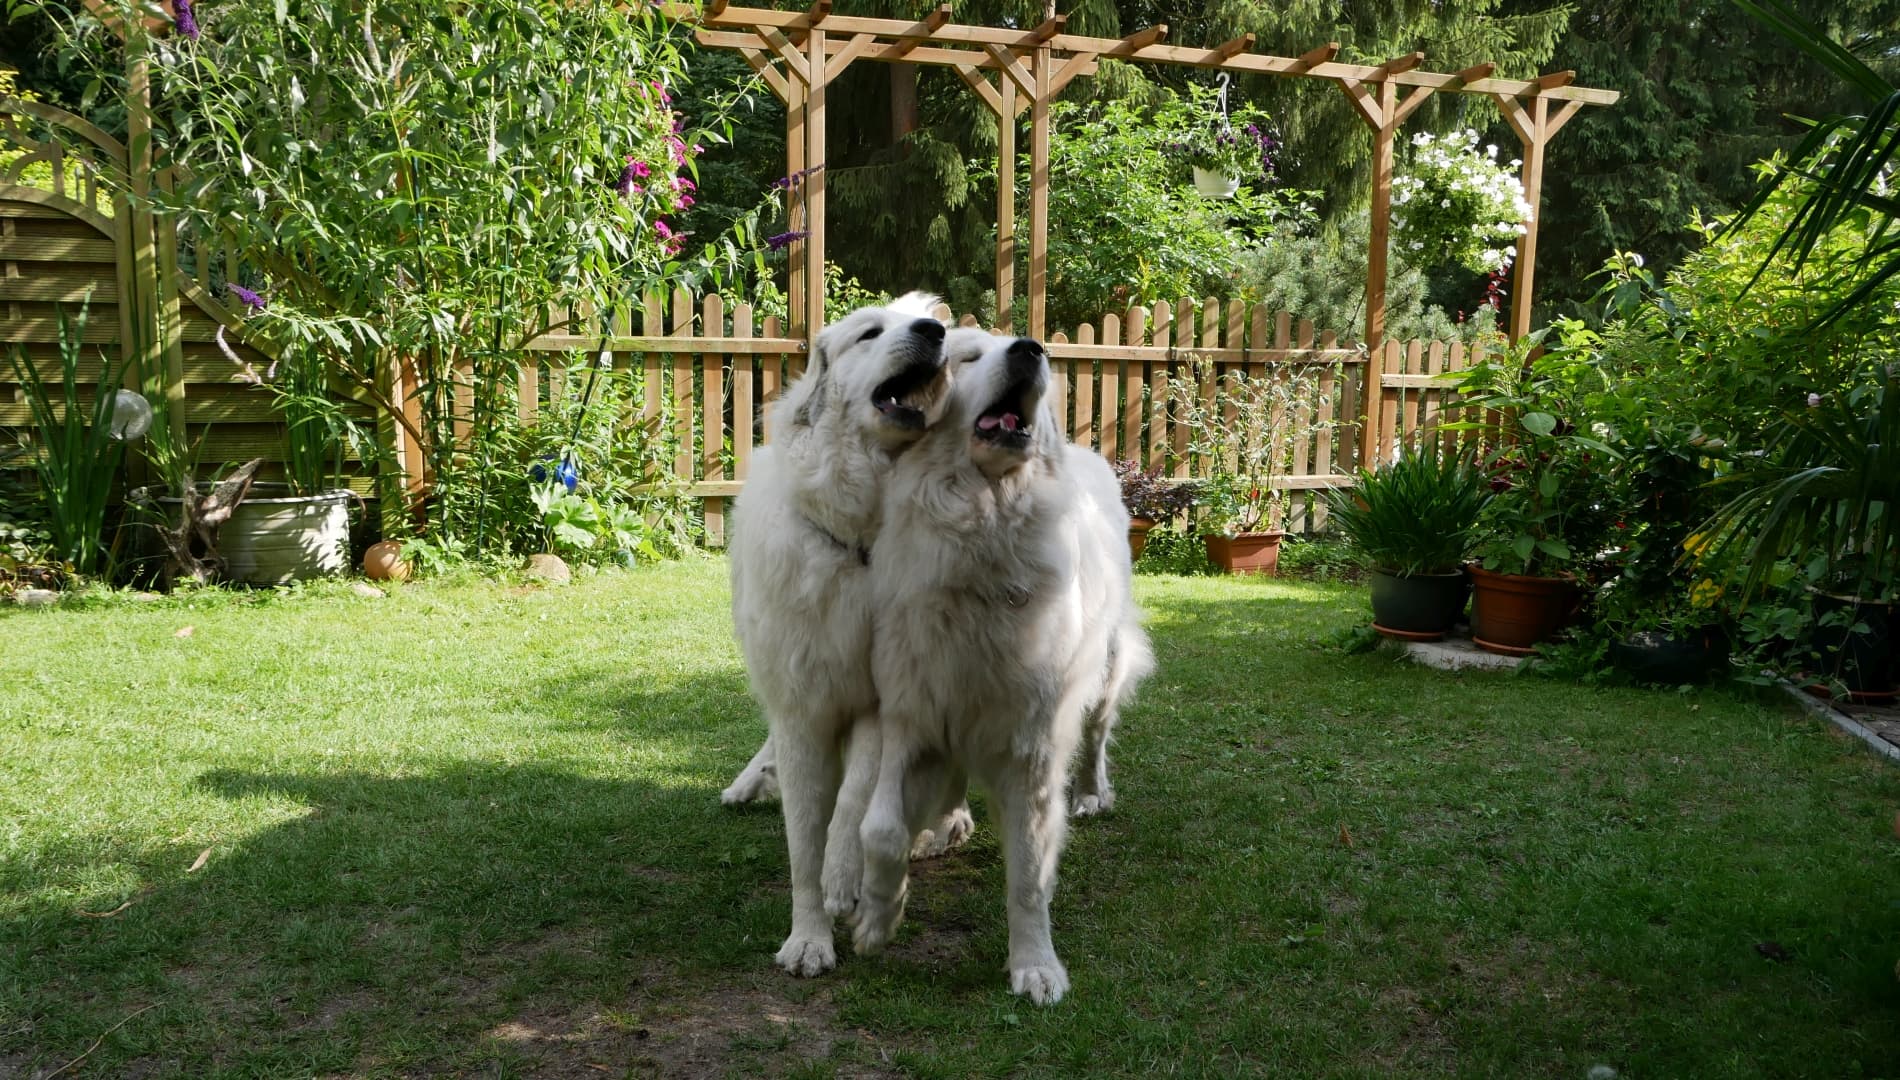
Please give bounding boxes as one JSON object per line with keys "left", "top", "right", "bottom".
{"left": 1127, "top": 516, "right": 1157, "bottom": 562}
{"left": 1204, "top": 531, "right": 1284, "bottom": 576}
{"left": 362, "top": 540, "right": 411, "bottom": 582}
{"left": 1468, "top": 564, "right": 1581, "bottom": 656}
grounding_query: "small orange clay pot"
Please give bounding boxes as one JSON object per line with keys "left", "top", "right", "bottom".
{"left": 362, "top": 540, "right": 411, "bottom": 582}
{"left": 1204, "top": 531, "right": 1285, "bottom": 576}
{"left": 1128, "top": 516, "right": 1157, "bottom": 562}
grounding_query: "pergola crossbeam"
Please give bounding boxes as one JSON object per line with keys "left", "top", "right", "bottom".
{"left": 1119, "top": 25, "right": 1168, "bottom": 52}
{"left": 1290, "top": 42, "right": 1339, "bottom": 72}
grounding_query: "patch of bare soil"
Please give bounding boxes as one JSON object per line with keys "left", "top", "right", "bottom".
{"left": 486, "top": 973, "right": 902, "bottom": 1079}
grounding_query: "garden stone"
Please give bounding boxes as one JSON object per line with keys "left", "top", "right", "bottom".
{"left": 12, "top": 588, "right": 58, "bottom": 607}
{"left": 524, "top": 553, "right": 571, "bottom": 584}
{"left": 351, "top": 582, "right": 387, "bottom": 599}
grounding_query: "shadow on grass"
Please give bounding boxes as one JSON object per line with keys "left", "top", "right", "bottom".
{"left": 0, "top": 760, "right": 843, "bottom": 1078}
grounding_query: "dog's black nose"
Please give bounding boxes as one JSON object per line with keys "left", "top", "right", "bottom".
{"left": 1006, "top": 337, "right": 1044, "bottom": 360}
{"left": 909, "top": 318, "right": 946, "bottom": 343}
{"left": 1005, "top": 337, "right": 1046, "bottom": 374}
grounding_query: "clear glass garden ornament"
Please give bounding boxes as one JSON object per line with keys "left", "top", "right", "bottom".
{"left": 108, "top": 388, "right": 153, "bottom": 441}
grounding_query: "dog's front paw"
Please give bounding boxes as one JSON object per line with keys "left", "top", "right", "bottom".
{"left": 1008, "top": 960, "right": 1070, "bottom": 1005}
{"left": 1070, "top": 788, "right": 1114, "bottom": 817}
{"left": 774, "top": 932, "right": 837, "bottom": 977}
{"left": 910, "top": 805, "right": 975, "bottom": 859}
{"left": 850, "top": 883, "right": 907, "bottom": 956}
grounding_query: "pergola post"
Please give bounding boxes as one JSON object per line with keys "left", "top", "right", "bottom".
{"left": 1027, "top": 45, "right": 1051, "bottom": 339}
{"left": 803, "top": 22, "right": 828, "bottom": 336}
{"left": 996, "top": 76, "right": 1016, "bottom": 330}
{"left": 1335, "top": 56, "right": 1429, "bottom": 469}
{"left": 783, "top": 76, "right": 807, "bottom": 338}
{"left": 1493, "top": 89, "right": 1583, "bottom": 343}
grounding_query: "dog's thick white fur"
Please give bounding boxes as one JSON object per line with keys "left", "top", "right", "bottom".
{"left": 727, "top": 295, "right": 981, "bottom": 977}
{"left": 851, "top": 334, "right": 1153, "bottom": 1004}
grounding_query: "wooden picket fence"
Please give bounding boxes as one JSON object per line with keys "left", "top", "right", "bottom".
{"left": 500, "top": 291, "right": 1487, "bottom": 544}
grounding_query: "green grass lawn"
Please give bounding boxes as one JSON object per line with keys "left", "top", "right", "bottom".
{"left": 5, "top": 560, "right": 1900, "bottom": 1078}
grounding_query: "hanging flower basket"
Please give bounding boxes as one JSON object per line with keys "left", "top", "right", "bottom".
{"left": 1192, "top": 167, "right": 1242, "bottom": 199}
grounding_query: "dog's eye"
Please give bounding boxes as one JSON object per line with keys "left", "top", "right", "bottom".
{"left": 858, "top": 326, "right": 884, "bottom": 343}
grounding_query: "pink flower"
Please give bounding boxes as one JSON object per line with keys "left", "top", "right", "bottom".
{"left": 673, "top": 176, "right": 696, "bottom": 192}
{"left": 654, "top": 220, "right": 674, "bottom": 239}
{"left": 625, "top": 157, "right": 651, "bottom": 179}
{"left": 677, "top": 194, "right": 695, "bottom": 209}
{"left": 665, "top": 136, "right": 686, "bottom": 165}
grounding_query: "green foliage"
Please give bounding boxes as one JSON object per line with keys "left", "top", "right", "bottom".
{"left": 1325, "top": 451, "right": 1488, "bottom": 576}
{"left": 1452, "top": 329, "right": 1620, "bottom": 578}
{"left": 1505, "top": 0, "right": 1900, "bottom": 319}
{"left": 1165, "top": 354, "right": 1340, "bottom": 534}
{"left": 269, "top": 358, "right": 371, "bottom": 497}
{"left": 1011, "top": 95, "right": 1312, "bottom": 332}
{"left": 5, "top": 303, "right": 128, "bottom": 577}
{"left": 1702, "top": 372, "right": 1900, "bottom": 603}
{"left": 1234, "top": 210, "right": 1500, "bottom": 343}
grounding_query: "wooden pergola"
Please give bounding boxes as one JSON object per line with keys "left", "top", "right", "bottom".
{"left": 682, "top": 0, "right": 1618, "bottom": 357}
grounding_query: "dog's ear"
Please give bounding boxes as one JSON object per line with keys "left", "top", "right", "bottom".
{"left": 791, "top": 333, "right": 830, "bottom": 429}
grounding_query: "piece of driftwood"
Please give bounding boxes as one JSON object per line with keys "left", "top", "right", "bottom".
{"left": 129, "top": 457, "right": 265, "bottom": 587}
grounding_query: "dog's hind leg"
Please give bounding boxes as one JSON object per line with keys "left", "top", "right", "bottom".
{"left": 911, "top": 772, "right": 974, "bottom": 858}
{"left": 823, "top": 718, "right": 879, "bottom": 918}
{"left": 721, "top": 734, "right": 779, "bottom": 806}
{"left": 771, "top": 715, "right": 844, "bottom": 977}
{"left": 996, "top": 752, "right": 1072, "bottom": 1005}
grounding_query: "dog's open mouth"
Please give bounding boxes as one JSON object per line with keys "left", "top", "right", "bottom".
{"left": 974, "top": 379, "right": 1035, "bottom": 448}
{"left": 871, "top": 356, "right": 945, "bottom": 430}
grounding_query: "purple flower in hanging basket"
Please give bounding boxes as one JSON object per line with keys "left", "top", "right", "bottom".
{"left": 174, "top": 0, "right": 200, "bottom": 40}
{"left": 766, "top": 230, "right": 807, "bottom": 252}
{"left": 226, "top": 282, "right": 265, "bottom": 311}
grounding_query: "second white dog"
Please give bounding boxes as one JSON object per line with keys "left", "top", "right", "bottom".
{"left": 851, "top": 333, "right": 1152, "bottom": 1004}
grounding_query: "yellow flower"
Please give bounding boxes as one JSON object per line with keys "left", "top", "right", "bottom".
{"left": 1682, "top": 531, "right": 1713, "bottom": 558}
{"left": 1689, "top": 579, "right": 1723, "bottom": 609}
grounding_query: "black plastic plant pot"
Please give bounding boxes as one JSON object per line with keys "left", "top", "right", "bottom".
{"left": 1370, "top": 568, "right": 1469, "bottom": 640}
{"left": 1610, "top": 627, "right": 1731, "bottom": 685}
{"left": 1809, "top": 591, "right": 1897, "bottom": 700}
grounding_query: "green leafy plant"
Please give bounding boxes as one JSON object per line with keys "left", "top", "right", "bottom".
{"left": 1392, "top": 129, "right": 1532, "bottom": 276}
{"left": 1324, "top": 451, "right": 1488, "bottom": 577}
{"left": 1008, "top": 96, "right": 1313, "bottom": 332}
{"left": 5, "top": 302, "right": 130, "bottom": 577}
{"left": 268, "top": 356, "right": 371, "bottom": 497}
{"left": 1166, "top": 354, "right": 1340, "bottom": 535}
{"left": 1700, "top": 369, "right": 1900, "bottom": 603}
{"left": 1451, "top": 329, "right": 1619, "bottom": 578}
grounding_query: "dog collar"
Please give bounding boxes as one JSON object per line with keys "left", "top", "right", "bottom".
{"left": 802, "top": 515, "right": 870, "bottom": 567}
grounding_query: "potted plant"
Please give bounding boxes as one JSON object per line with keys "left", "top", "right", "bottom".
{"left": 1168, "top": 354, "right": 1340, "bottom": 575}
{"left": 1168, "top": 84, "right": 1276, "bottom": 199}
{"left": 1391, "top": 128, "right": 1532, "bottom": 276}
{"left": 1325, "top": 450, "right": 1488, "bottom": 639}
{"left": 1453, "top": 332, "right": 1619, "bottom": 654}
{"left": 1700, "top": 371, "right": 1900, "bottom": 700}
{"left": 1595, "top": 419, "right": 1734, "bottom": 683}
{"left": 216, "top": 352, "right": 367, "bottom": 585}
{"left": 1113, "top": 460, "right": 1198, "bottom": 561}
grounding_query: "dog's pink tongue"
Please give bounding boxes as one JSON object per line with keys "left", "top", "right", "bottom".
{"left": 977, "top": 414, "right": 1001, "bottom": 431}
{"left": 1000, "top": 412, "right": 1020, "bottom": 432}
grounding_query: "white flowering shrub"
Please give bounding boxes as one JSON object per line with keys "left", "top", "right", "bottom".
{"left": 1392, "top": 129, "right": 1533, "bottom": 275}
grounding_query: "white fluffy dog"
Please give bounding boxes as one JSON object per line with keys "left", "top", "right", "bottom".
{"left": 851, "top": 333, "right": 1153, "bottom": 1004}
{"left": 727, "top": 296, "right": 980, "bottom": 976}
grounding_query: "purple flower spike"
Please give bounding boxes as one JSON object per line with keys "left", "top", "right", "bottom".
{"left": 174, "top": 0, "right": 200, "bottom": 40}
{"left": 765, "top": 230, "right": 807, "bottom": 252}
{"left": 226, "top": 282, "right": 265, "bottom": 311}
{"left": 617, "top": 160, "right": 639, "bottom": 197}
